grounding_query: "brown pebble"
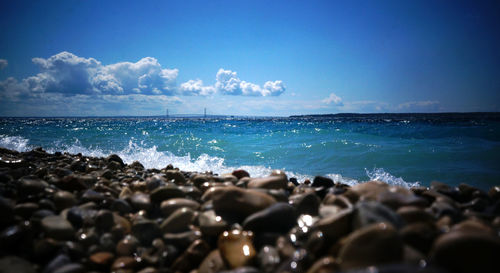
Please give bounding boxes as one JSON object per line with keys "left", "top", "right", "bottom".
{"left": 218, "top": 229, "right": 256, "bottom": 269}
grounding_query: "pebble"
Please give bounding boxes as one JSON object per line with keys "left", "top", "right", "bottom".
{"left": 160, "top": 198, "right": 200, "bottom": 216}
{"left": 41, "top": 215, "right": 75, "bottom": 240}
{"left": 198, "top": 209, "right": 229, "bottom": 236}
{"left": 338, "top": 222, "right": 403, "bottom": 270}
{"left": 243, "top": 202, "right": 297, "bottom": 233}
{"left": 198, "top": 249, "right": 228, "bottom": 273}
{"left": 218, "top": 230, "right": 257, "bottom": 268}
{"left": 150, "top": 184, "right": 184, "bottom": 204}
{"left": 53, "top": 191, "right": 77, "bottom": 211}
{"left": 247, "top": 175, "right": 288, "bottom": 190}
{"left": 160, "top": 207, "right": 197, "bottom": 233}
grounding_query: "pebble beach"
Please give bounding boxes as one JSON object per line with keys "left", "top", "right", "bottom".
{"left": 1, "top": 147, "right": 499, "bottom": 273}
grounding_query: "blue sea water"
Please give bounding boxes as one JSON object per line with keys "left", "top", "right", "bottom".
{"left": 1, "top": 113, "right": 499, "bottom": 189}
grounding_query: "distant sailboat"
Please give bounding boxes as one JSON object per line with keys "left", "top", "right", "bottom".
{"left": 166, "top": 108, "right": 169, "bottom": 119}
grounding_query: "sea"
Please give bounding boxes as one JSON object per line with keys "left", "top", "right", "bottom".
{"left": 1, "top": 113, "right": 499, "bottom": 190}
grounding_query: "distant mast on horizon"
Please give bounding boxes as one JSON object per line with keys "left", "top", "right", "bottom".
{"left": 204, "top": 108, "right": 206, "bottom": 119}
{"left": 166, "top": 108, "right": 169, "bottom": 119}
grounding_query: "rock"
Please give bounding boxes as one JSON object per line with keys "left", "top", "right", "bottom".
{"left": 163, "top": 230, "right": 202, "bottom": 250}
{"left": 0, "top": 256, "right": 36, "bottom": 273}
{"left": 289, "top": 192, "right": 321, "bottom": 216}
{"left": 106, "top": 154, "right": 124, "bottom": 167}
{"left": 166, "top": 170, "right": 186, "bottom": 184}
{"left": 129, "top": 193, "right": 151, "bottom": 211}
{"left": 219, "top": 267, "right": 261, "bottom": 273}
{"left": 400, "top": 222, "right": 439, "bottom": 254}
{"left": 232, "top": 169, "right": 250, "bottom": 180}
{"left": 53, "top": 191, "right": 77, "bottom": 211}
{"left": 257, "top": 245, "right": 281, "bottom": 273}
{"left": 131, "top": 219, "right": 161, "bottom": 245}
{"left": 206, "top": 186, "right": 276, "bottom": 221}
{"left": 41, "top": 215, "right": 75, "bottom": 240}
{"left": 314, "top": 208, "right": 353, "bottom": 244}
{"left": 81, "top": 189, "right": 105, "bottom": 203}
{"left": 322, "top": 194, "right": 352, "bottom": 208}
{"left": 378, "top": 189, "right": 428, "bottom": 209}
{"left": 338, "top": 223, "right": 403, "bottom": 270}
{"left": 110, "top": 199, "right": 132, "bottom": 214}
{"left": 160, "top": 207, "right": 197, "bottom": 233}
{"left": 14, "top": 202, "right": 39, "bottom": 218}
{"left": 396, "top": 206, "right": 435, "bottom": 224}
{"left": 52, "top": 263, "right": 85, "bottom": 273}
{"left": 306, "top": 256, "right": 338, "bottom": 273}
{"left": 198, "top": 249, "right": 228, "bottom": 273}
{"left": 43, "top": 254, "right": 70, "bottom": 273}
{"left": 89, "top": 251, "right": 114, "bottom": 267}
{"left": 353, "top": 201, "right": 403, "bottom": 229}
{"left": 218, "top": 229, "right": 257, "bottom": 268}
{"left": 160, "top": 198, "right": 200, "bottom": 216}
{"left": 116, "top": 235, "right": 139, "bottom": 256}
{"left": 311, "top": 176, "right": 334, "bottom": 188}
{"left": 350, "top": 181, "right": 389, "bottom": 201}
{"left": 150, "top": 185, "right": 184, "bottom": 204}
{"left": 95, "top": 210, "right": 114, "bottom": 231}
{"left": 111, "top": 256, "right": 137, "bottom": 271}
{"left": 199, "top": 210, "right": 228, "bottom": 237}
{"left": 171, "top": 239, "right": 211, "bottom": 273}
{"left": 430, "top": 231, "right": 500, "bottom": 273}
{"left": 129, "top": 161, "right": 144, "bottom": 170}
{"left": 247, "top": 175, "right": 288, "bottom": 190}
{"left": 18, "top": 177, "right": 47, "bottom": 195}
{"left": 243, "top": 203, "right": 297, "bottom": 233}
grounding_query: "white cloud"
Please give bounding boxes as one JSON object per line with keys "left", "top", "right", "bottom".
{"left": 215, "top": 68, "right": 285, "bottom": 96}
{"left": 179, "top": 79, "right": 216, "bottom": 96}
{"left": 0, "top": 52, "right": 178, "bottom": 97}
{"left": 0, "top": 59, "right": 8, "bottom": 70}
{"left": 322, "top": 93, "right": 343, "bottom": 105}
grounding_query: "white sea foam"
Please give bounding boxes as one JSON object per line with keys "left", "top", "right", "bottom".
{"left": 0, "top": 135, "right": 418, "bottom": 187}
{"left": 0, "top": 135, "right": 31, "bottom": 152}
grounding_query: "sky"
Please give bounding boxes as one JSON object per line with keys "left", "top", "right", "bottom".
{"left": 0, "top": 0, "right": 499, "bottom": 117}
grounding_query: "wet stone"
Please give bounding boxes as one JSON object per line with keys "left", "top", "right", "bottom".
{"left": 199, "top": 210, "right": 228, "bottom": 237}
{"left": 95, "top": 210, "right": 114, "bottom": 231}
{"left": 171, "top": 239, "right": 210, "bottom": 273}
{"left": 311, "top": 176, "right": 334, "bottom": 188}
{"left": 232, "top": 169, "right": 250, "bottom": 180}
{"left": 41, "top": 215, "right": 75, "bottom": 240}
{"left": 53, "top": 191, "right": 77, "bottom": 211}
{"left": 338, "top": 223, "right": 403, "bottom": 270}
{"left": 129, "top": 193, "right": 151, "bottom": 211}
{"left": 257, "top": 245, "right": 281, "bottom": 273}
{"left": 198, "top": 249, "right": 228, "bottom": 273}
{"left": 247, "top": 175, "right": 288, "bottom": 190}
{"left": 131, "top": 219, "right": 161, "bottom": 245}
{"left": 353, "top": 201, "right": 403, "bottom": 229}
{"left": 289, "top": 192, "right": 321, "bottom": 216}
{"left": 243, "top": 202, "right": 297, "bottom": 234}
{"left": 160, "top": 207, "right": 197, "bottom": 233}
{"left": 166, "top": 170, "right": 186, "bottom": 184}
{"left": 111, "top": 256, "right": 137, "bottom": 271}
{"left": 150, "top": 185, "right": 184, "bottom": 204}
{"left": 116, "top": 234, "right": 139, "bottom": 256}
{"left": 110, "top": 199, "right": 132, "bottom": 214}
{"left": 314, "top": 208, "right": 353, "bottom": 244}
{"left": 0, "top": 256, "right": 36, "bottom": 273}
{"left": 160, "top": 198, "right": 200, "bottom": 216}
{"left": 218, "top": 229, "right": 257, "bottom": 269}
{"left": 89, "top": 251, "right": 114, "bottom": 267}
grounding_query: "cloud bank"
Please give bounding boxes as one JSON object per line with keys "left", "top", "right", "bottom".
{"left": 0, "top": 52, "right": 286, "bottom": 99}
{"left": 0, "top": 59, "right": 7, "bottom": 70}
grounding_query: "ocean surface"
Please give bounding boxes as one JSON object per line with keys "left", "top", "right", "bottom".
{"left": 1, "top": 113, "right": 499, "bottom": 189}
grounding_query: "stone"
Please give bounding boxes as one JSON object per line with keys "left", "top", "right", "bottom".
{"left": 166, "top": 170, "right": 186, "bottom": 184}
{"left": 311, "top": 176, "right": 334, "bottom": 188}
{"left": 206, "top": 186, "right": 276, "bottom": 221}
{"left": 95, "top": 210, "right": 114, "bottom": 231}
{"left": 171, "top": 239, "right": 211, "bottom": 273}
{"left": 198, "top": 249, "right": 228, "bottom": 273}
{"left": 198, "top": 210, "right": 228, "bottom": 237}
{"left": 81, "top": 189, "right": 105, "bottom": 203}
{"left": 106, "top": 154, "right": 124, "bottom": 167}
{"left": 219, "top": 267, "right": 261, "bottom": 273}
{"left": 52, "top": 263, "right": 85, "bottom": 273}
{"left": 0, "top": 256, "right": 36, "bottom": 273}
{"left": 353, "top": 201, "right": 403, "bottom": 229}
{"left": 257, "top": 245, "right": 281, "bottom": 273}
{"left": 243, "top": 203, "right": 297, "bottom": 233}
{"left": 350, "top": 181, "right": 389, "bottom": 201}
{"left": 110, "top": 199, "right": 132, "bottom": 214}
{"left": 129, "top": 193, "right": 151, "bottom": 211}
{"left": 160, "top": 207, "right": 197, "bottom": 233}
{"left": 289, "top": 192, "right": 321, "bottom": 216}
{"left": 18, "top": 177, "right": 47, "bottom": 195}
{"left": 163, "top": 230, "right": 202, "bottom": 250}
{"left": 400, "top": 222, "right": 439, "bottom": 254}
{"left": 111, "top": 256, "right": 137, "bottom": 271}
{"left": 131, "top": 219, "right": 161, "bottom": 245}
{"left": 116, "top": 234, "right": 139, "bottom": 256}
{"left": 218, "top": 229, "right": 257, "bottom": 269}
{"left": 43, "top": 254, "right": 70, "bottom": 273}
{"left": 53, "top": 191, "right": 77, "bottom": 211}
{"left": 338, "top": 223, "right": 403, "bottom": 270}
{"left": 89, "top": 251, "right": 114, "bottom": 267}
{"left": 313, "top": 208, "right": 353, "bottom": 243}
{"left": 160, "top": 198, "right": 200, "bottom": 216}
{"left": 14, "top": 202, "right": 39, "bottom": 218}
{"left": 150, "top": 185, "right": 184, "bottom": 204}
{"left": 306, "top": 256, "right": 338, "bottom": 273}
{"left": 430, "top": 231, "right": 500, "bottom": 273}
{"left": 396, "top": 206, "right": 435, "bottom": 224}
{"left": 41, "top": 215, "right": 75, "bottom": 240}
{"left": 322, "top": 194, "right": 352, "bottom": 208}
{"left": 232, "top": 169, "right": 250, "bottom": 180}
{"left": 247, "top": 175, "right": 288, "bottom": 190}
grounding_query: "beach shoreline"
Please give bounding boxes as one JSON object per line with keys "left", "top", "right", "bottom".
{"left": 1, "top": 147, "right": 499, "bottom": 273}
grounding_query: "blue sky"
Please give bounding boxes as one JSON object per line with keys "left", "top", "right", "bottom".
{"left": 0, "top": 0, "right": 499, "bottom": 116}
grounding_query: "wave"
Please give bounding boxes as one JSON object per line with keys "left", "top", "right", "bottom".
{"left": 0, "top": 135, "right": 419, "bottom": 188}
